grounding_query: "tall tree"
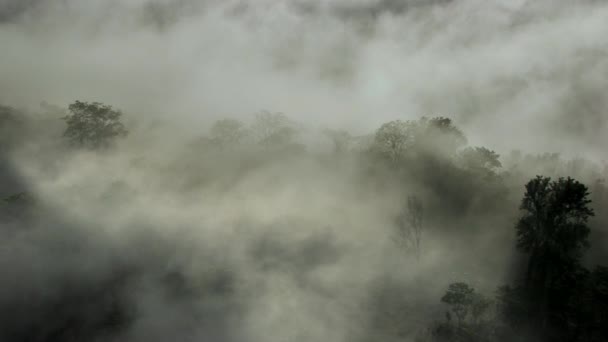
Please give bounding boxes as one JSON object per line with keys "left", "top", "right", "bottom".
{"left": 515, "top": 176, "right": 594, "bottom": 336}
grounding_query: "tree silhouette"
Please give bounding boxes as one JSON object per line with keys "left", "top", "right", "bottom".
{"left": 62, "top": 101, "right": 128, "bottom": 149}
{"left": 441, "top": 282, "right": 475, "bottom": 326}
{"left": 515, "top": 176, "right": 594, "bottom": 338}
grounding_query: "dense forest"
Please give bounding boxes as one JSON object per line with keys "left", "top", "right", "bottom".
{"left": 2, "top": 1, "right": 608, "bottom": 342}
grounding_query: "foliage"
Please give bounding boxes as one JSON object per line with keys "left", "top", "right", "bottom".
{"left": 418, "top": 116, "right": 467, "bottom": 155}
{"left": 460, "top": 147, "right": 502, "bottom": 173}
{"left": 62, "top": 101, "right": 128, "bottom": 149}
{"left": 209, "top": 118, "right": 248, "bottom": 149}
{"left": 428, "top": 283, "right": 495, "bottom": 342}
{"left": 441, "top": 282, "right": 475, "bottom": 325}
{"left": 373, "top": 120, "right": 415, "bottom": 162}
{"left": 470, "top": 292, "right": 492, "bottom": 324}
{"left": 372, "top": 116, "right": 467, "bottom": 164}
{"left": 251, "top": 111, "right": 297, "bottom": 147}
{"left": 496, "top": 175, "right": 601, "bottom": 341}
{"left": 517, "top": 176, "right": 594, "bottom": 270}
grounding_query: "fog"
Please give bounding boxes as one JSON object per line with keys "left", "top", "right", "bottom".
{"left": 2, "top": 0, "right": 608, "bottom": 156}
{"left": 1, "top": 1, "right": 607, "bottom": 341}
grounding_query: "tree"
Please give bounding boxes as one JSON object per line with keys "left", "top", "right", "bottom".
{"left": 517, "top": 176, "right": 594, "bottom": 282}
{"left": 515, "top": 176, "right": 594, "bottom": 335}
{"left": 209, "top": 118, "right": 248, "bottom": 149}
{"left": 251, "top": 111, "right": 297, "bottom": 147}
{"left": 396, "top": 195, "right": 424, "bottom": 260}
{"left": 469, "top": 293, "right": 491, "bottom": 324}
{"left": 373, "top": 120, "right": 414, "bottom": 163}
{"left": 459, "top": 147, "right": 502, "bottom": 173}
{"left": 372, "top": 117, "right": 467, "bottom": 164}
{"left": 441, "top": 282, "right": 475, "bottom": 326}
{"left": 417, "top": 117, "right": 467, "bottom": 158}
{"left": 62, "top": 101, "right": 128, "bottom": 149}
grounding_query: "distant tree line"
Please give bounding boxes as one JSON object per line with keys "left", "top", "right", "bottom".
{"left": 1, "top": 100, "right": 607, "bottom": 341}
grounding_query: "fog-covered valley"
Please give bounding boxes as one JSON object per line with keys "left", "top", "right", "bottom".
{"left": 1, "top": 1, "right": 607, "bottom": 341}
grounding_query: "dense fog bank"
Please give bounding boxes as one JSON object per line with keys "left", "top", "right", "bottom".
{"left": 1, "top": 1, "right": 607, "bottom": 341}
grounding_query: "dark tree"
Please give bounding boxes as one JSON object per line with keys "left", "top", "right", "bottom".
{"left": 517, "top": 176, "right": 594, "bottom": 282}
{"left": 62, "top": 101, "right": 128, "bottom": 149}
{"left": 441, "top": 282, "right": 475, "bottom": 326}
{"left": 515, "top": 176, "right": 594, "bottom": 338}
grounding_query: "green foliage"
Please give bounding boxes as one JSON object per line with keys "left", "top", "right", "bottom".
{"left": 62, "top": 101, "right": 128, "bottom": 149}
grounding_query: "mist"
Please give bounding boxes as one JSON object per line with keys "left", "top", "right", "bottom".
{"left": 1, "top": 1, "right": 607, "bottom": 341}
